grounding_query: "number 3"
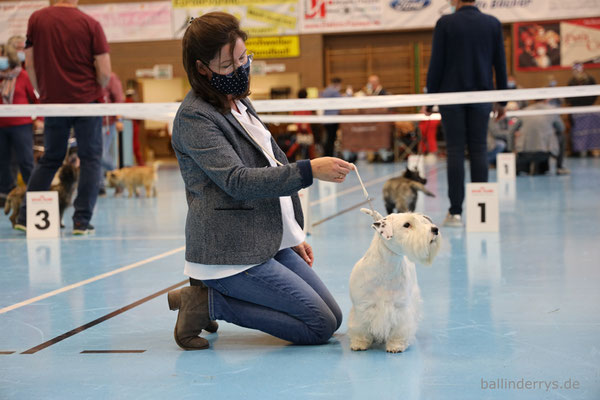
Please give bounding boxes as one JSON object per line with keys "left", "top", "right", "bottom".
{"left": 35, "top": 210, "right": 50, "bottom": 230}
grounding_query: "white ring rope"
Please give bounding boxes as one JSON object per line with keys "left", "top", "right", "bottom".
{"left": 0, "top": 86, "right": 599, "bottom": 121}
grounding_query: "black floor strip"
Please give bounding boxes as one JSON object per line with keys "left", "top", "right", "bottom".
{"left": 312, "top": 199, "right": 372, "bottom": 227}
{"left": 21, "top": 280, "right": 188, "bottom": 355}
{"left": 81, "top": 350, "right": 146, "bottom": 354}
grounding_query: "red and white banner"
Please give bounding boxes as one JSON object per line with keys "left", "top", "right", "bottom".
{"left": 80, "top": 2, "right": 173, "bottom": 43}
{"left": 515, "top": 18, "right": 600, "bottom": 71}
{"left": 0, "top": 1, "right": 48, "bottom": 43}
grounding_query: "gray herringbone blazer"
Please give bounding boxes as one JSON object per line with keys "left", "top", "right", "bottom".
{"left": 171, "top": 90, "right": 313, "bottom": 265}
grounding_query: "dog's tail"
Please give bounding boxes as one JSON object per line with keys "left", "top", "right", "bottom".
{"left": 410, "top": 181, "right": 435, "bottom": 197}
{"left": 3, "top": 199, "right": 9, "bottom": 215}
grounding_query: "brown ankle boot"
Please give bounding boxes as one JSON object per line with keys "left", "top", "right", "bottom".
{"left": 168, "top": 288, "right": 219, "bottom": 333}
{"left": 168, "top": 286, "right": 211, "bottom": 350}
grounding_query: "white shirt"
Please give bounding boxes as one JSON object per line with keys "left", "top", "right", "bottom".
{"left": 184, "top": 100, "right": 306, "bottom": 280}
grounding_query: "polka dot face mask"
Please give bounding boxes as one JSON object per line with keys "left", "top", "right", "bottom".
{"left": 208, "top": 54, "right": 252, "bottom": 96}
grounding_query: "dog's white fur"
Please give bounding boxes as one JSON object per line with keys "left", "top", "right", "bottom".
{"left": 349, "top": 208, "right": 441, "bottom": 353}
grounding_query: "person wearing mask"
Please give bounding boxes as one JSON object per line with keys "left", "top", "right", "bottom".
{"left": 320, "top": 77, "right": 342, "bottom": 157}
{"left": 426, "top": 0, "right": 507, "bottom": 227}
{"left": 0, "top": 42, "right": 39, "bottom": 208}
{"left": 15, "top": 0, "right": 111, "bottom": 235}
{"left": 168, "top": 12, "right": 352, "bottom": 350}
{"left": 364, "top": 74, "right": 387, "bottom": 96}
{"left": 515, "top": 99, "right": 568, "bottom": 175}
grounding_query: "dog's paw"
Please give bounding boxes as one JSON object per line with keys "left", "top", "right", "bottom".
{"left": 350, "top": 337, "right": 372, "bottom": 351}
{"left": 386, "top": 341, "right": 408, "bottom": 353}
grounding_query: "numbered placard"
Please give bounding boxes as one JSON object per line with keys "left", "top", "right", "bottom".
{"left": 26, "top": 191, "right": 60, "bottom": 239}
{"left": 466, "top": 183, "right": 499, "bottom": 233}
{"left": 298, "top": 187, "right": 311, "bottom": 235}
{"left": 407, "top": 155, "right": 426, "bottom": 178}
{"left": 496, "top": 153, "right": 516, "bottom": 181}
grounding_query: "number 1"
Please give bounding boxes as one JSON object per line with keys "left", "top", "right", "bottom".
{"left": 477, "top": 203, "right": 486, "bottom": 223}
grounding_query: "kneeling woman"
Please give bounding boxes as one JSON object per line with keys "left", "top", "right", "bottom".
{"left": 169, "top": 12, "right": 353, "bottom": 350}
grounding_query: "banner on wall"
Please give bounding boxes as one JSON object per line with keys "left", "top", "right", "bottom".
{"left": 80, "top": 2, "right": 173, "bottom": 43}
{"left": 0, "top": 1, "right": 48, "bottom": 44}
{"left": 300, "top": 0, "right": 600, "bottom": 34}
{"left": 246, "top": 36, "right": 300, "bottom": 59}
{"left": 514, "top": 18, "right": 600, "bottom": 71}
{"left": 172, "top": 0, "right": 298, "bottom": 38}
{"left": 300, "top": 0, "right": 382, "bottom": 33}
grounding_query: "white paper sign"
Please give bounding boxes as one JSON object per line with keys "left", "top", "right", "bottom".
{"left": 26, "top": 191, "right": 60, "bottom": 239}
{"left": 407, "top": 155, "right": 426, "bottom": 178}
{"left": 298, "top": 187, "right": 311, "bottom": 235}
{"left": 466, "top": 183, "right": 499, "bottom": 233}
{"left": 496, "top": 153, "right": 516, "bottom": 181}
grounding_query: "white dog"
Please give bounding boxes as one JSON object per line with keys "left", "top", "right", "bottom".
{"left": 349, "top": 208, "right": 441, "bottom": 353}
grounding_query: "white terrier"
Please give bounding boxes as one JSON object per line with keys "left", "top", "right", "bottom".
{"left": 349, "top": 208, "right": 441, "bottom": 353}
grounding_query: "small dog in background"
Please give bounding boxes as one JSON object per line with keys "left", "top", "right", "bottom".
{"left": 383, "top": 168, "right": 435, "bottom": 214}
{"left": 349, "top": 208, "right": 441, "bottom": 353}
{"left": 4, "top": 186, "right": 26, "bottom": 228}
{"left": 106, "top": 163, "right": 159, "bottom": 198}
{"left": 4, "top": 163, "right": 78, "bottom": 228}
{"left": 51, "top": 163, "right": 79, "bottom": 227}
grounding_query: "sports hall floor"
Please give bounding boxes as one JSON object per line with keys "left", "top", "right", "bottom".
{"left": 1, "top": 158, "right": 599, "bottom": 400}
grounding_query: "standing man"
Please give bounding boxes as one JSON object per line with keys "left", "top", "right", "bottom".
{"left": 16, "top": 0, "right": 111, "bottom": 235}
{"left": 426, "top": 0, "right": 507, "bottom": 227}
{"left": 320, "top": 77, "right": 342, "bottom": 157}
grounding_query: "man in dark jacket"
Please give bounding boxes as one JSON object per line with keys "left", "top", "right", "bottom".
{"left": 426, "top": 0, "right": 507, "bottom": 227}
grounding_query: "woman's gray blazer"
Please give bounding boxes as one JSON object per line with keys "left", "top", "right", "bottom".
{"left": 171, "top": 90, "right": 313, "bottom": 265}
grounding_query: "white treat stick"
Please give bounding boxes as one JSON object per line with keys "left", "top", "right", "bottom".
{"left": 352, "top": 164, "right": 376, "bottom": 220}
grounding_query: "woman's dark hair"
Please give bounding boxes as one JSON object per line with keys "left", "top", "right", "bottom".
{"left": 182, "top": 12, "right": 249, "bottom": 113}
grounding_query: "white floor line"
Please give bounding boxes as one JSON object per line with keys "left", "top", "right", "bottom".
{"left": 0, "top": 246, "right": 184, "bottom": 315}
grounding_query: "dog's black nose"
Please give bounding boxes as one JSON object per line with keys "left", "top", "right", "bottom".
{"left": 431, "top": 227, "right": 439, "bottom": 235}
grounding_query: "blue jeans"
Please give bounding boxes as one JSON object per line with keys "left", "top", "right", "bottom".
{"left": 0, "top": 123, "right": 34, "bottom": 194}
{"left": 203, "top": 248, "right": 342, "bottom": 345}
{"left": 18, "top": 116, "right": 102, "bottom": 226}
{"left": 439, "top": 103, "right": 492, "bottom": 215}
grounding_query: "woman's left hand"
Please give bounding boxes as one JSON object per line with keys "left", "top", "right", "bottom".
{"left": 293, "top": 241, "right": 314, "bottom": 267}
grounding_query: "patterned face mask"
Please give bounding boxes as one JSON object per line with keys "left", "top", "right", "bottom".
{"left": 206, "top": 54, "right": 253, "bottom": 96}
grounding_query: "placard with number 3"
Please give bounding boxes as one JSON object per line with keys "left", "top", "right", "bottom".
{"left": 26, "top": 191, "right": 60, "bottom": 239}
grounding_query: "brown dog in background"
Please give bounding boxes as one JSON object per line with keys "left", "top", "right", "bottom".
{"left": 4, "top": 163, "right": 79, "bottom": 228}
{"left": 106, "top": 163, "right": 159, "bottom": 198}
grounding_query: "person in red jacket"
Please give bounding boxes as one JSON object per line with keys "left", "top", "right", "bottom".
{"left": 0, "top": 41, "right": 40, "bottom": 207}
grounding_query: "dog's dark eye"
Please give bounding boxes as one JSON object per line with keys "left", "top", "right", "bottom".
{"left": 403, "top": 222, "right": 411, "bottom": 228}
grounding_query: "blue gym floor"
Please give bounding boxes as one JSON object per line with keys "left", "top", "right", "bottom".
{"left": 1, "top": 158, "right": 599, "bottom": 400}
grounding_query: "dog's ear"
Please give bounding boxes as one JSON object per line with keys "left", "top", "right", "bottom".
{"left": 372, "top": 218, "right": 393, "bottom": 240}
{"left": 360, "top": 208, "right": 384, "bottom": 221}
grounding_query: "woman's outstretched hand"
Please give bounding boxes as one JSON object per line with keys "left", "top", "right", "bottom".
{"left": 293, "top": 241, "right": 314, "bottom": 267}
{"left": 310, "top": 157, "right": 354, "bottom": 183}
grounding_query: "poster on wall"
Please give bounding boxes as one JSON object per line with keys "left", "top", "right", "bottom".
{"left": 514, "top": 18, "right": 600, "bottom": 71}
{"left": 0, "top": 1, "right": 48, "bottom": 44}
{"left": 299, "top": 0, "right": 382, "bottom": 34}
{"left": 172, "top": 1, "right": 298, "bottom": 38}
{"left": 80, "top": 2, "right": 174, "bottom": 43}
{"left": 246, "top": 36, "right": 300, "bottom": 59}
